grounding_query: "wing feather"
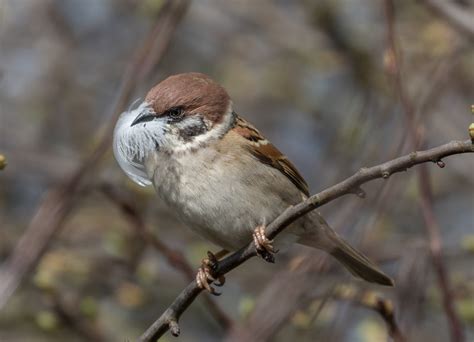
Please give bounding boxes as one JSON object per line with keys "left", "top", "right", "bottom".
{"left": 232, "top": 115, "right": 309, "bottom": 196}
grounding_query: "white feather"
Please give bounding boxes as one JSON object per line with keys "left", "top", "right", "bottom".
{"left": 113, "top": 102, "right": 162, "bottom": 186}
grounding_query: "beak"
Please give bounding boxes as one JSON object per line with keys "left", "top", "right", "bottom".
{"left": 131, "top": 109, "right": 156, "bottom": 126}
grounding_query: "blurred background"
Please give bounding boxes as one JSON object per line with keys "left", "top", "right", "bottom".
{"left": 0, "top": 0, "right": 473, "bottom": 341}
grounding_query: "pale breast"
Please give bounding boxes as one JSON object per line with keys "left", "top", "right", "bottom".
{"left": 146, "top": 140, "right": 304, "bottom": 250}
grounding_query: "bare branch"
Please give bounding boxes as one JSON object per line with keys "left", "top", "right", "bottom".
{"left": 139, "top": 139, "right": 473, "bottom": 341}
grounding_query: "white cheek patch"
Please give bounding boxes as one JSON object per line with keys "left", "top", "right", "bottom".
{"left": 113, "top": 102, "right": 163, "bottom": 186}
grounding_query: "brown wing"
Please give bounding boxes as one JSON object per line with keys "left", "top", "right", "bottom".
{"left": 233, "top": 115, "right": 310, "bottom": 196}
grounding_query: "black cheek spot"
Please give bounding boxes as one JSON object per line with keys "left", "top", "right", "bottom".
{"left": 179, "top": 117, "right": 208, "bottom": 142}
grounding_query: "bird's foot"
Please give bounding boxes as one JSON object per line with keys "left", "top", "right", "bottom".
{"left": 196, "top": 251, "right": 226, "bottom": 296}
{"left": 253, "top": 224, "right": 278, "bottom": 263}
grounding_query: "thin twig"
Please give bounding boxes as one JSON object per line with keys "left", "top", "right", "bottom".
{"left": 0, "top": 0, "right": 190, "bottom": 311}
{"left": 384, "top": 2, "right": 465, "bottom": 341}
{"left": 139, "top": 139, "right": 473, "bottom": 341}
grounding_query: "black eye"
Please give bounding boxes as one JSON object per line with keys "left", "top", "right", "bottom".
{"left": 165, "top": 107, "right": 184, "bottom": 121}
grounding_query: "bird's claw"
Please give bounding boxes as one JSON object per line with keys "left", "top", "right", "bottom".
{"left": 253, "top": 224, "right": 278, "bottom": 263}
{"left": 196, "top": 251, "right": 225, "bottom": 295}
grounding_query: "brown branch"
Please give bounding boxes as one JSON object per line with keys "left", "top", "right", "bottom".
{"left": 0, "top": 0, "right": 190, "bottom": 311}
{"left": 384, "top": 2, "right": 465, "bottom": 341}
{"left": 98, "top": 184, "right": 233, "bottom": 331}
{"left": 139, "top": 139, "right": 474, "bottom": 341}
{"left": 418, "top": 0, "right": 474, "bottom": 40}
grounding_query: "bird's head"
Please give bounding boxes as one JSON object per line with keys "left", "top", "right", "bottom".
{"left": 113, "top": 72, "right": 234, "bottom": 185}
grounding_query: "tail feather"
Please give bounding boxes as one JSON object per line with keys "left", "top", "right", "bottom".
{"left": 298, "top": 214, "right": 394, "bottom": 286}
{"left": 330, "top": 241, "right": 394, "bottom": 286}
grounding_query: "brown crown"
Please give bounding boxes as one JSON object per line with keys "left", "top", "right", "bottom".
{"left": 145, "top": 72, "right": 231, "bottom": 124}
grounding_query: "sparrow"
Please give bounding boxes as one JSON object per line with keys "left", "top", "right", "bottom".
{"left": 113, "top": 72, "right": 393, "bottom": 292}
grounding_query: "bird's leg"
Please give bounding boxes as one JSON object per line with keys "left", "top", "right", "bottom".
{"left": 196, "top": 250, "right": 228, "bottom": 295}
{"left": 253, "top": 224, "right": 278, "bottom": 263}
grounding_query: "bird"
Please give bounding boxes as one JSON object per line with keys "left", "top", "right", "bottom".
{"left": 113, "top": 72, "right": 393, "bottom": 292}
